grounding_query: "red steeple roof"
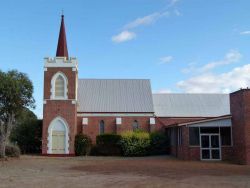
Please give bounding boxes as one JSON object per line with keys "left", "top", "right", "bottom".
{"left": 56, "top": 15, "right": 69, "bottom": 58}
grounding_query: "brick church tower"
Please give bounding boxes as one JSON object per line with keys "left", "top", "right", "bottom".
{"left": 42, "top": 15, "right": 78, "bottom": 155}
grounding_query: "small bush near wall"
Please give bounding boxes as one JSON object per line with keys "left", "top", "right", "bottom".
{"left": 5, "top": 144, "right": 21, "bottom": 157}
{"left": 120, "top": 130, "right": 151, "bottom": 156}
{"left": 149, "top": 132, "right": 168, "bottom": 155}
{"left": 75, "top": 134, "right": 92, "bottom": 156}
{"left": 92, "top": 134, "right": 122, "bottom": 156}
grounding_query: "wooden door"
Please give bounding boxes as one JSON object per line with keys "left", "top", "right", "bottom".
{"left": 52, "top": 131, "right": 65, "bottom": 154}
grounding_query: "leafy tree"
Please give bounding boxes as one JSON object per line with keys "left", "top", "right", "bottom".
{"left": 10, "top": 108, "right": 42, "bottom": 154}
{"left": 0, "top": 70, "right": 35, "bottom": 158}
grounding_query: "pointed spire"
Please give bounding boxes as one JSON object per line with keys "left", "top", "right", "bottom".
{"left": 56, "top": 14, "right": 69, "bottom": 58}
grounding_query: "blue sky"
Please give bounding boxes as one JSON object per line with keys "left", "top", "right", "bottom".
{"left": 1, "top": 0, "right": 250, "bottom": 118}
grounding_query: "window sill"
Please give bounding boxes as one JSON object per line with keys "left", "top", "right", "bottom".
{"left": 50, "top": 98, "right": 68, "bottom": 100}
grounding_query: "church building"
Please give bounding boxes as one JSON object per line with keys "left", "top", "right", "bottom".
{"left": 42, "top": 15, "right": 250, "bottom": 164}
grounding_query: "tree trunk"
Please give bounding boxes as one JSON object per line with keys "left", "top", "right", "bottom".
{"left": 0, "top": 113, "right": 15, "bottom": 158}
{"left": 0, "top": 136, "right": 6, "bottom": 158}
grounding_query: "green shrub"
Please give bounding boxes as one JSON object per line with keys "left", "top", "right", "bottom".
{"left": 120, "top": 131, "right": 150, "bottom": 156}
{"left": 94, "top": 134, "right": 122, "bottom": 156}
{"left": 75, "top": 134, "right": 92, "bottom": 156}
{"left": 5, "top": 144, "right": 21, "bottom": 157}
{"left": 149, "top": 132, "right": 168, "bottom": 155}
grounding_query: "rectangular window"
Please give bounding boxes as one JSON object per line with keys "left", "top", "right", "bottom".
{"left": 189, "top": 127, "right": 200, "bottom": 146}
{"left": 220, "top": 127, "right": 231, "bottom": 146}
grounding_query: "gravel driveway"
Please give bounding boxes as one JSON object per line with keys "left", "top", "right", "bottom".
{"left": 0, "top": 155, "right": 250, "bottom": 188}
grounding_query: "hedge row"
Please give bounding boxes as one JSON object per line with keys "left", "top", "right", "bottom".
{"left": 120, "top": 130, "right": 151, "bottom": 156}
{"left": 75, "top": 131, "right": 168, "bottom": 157}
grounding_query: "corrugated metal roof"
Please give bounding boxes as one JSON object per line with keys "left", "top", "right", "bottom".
{"left": 153, "top": 93, "right": 230, "bottom": 117}
{"left": 77, "top": 79, "right": 154, "bottom": 113}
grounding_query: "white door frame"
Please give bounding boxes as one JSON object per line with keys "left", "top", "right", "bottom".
{"left": 47, "top": 116, "right": 70, "bottom": 154}
{"left": 200, "top": 133, "right": 221, "bottom": 161}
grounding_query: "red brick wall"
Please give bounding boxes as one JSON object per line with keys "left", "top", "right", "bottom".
{"left": 42, "top": 67, "right": 77, "bottom": 155}
{"left": 171, "top": 126, "right": 201, "bottom": 161}
{"left": 44, "top": 67, "right": 77, "bottom": 100}
{"left": 230, "top": 89, "right": 250, "bottom": 165}
{"left": 221, "top": 147, "right": 233, "bottom": 161}
{"left": 77, "top": 116, "right": 153, "bottom": 143}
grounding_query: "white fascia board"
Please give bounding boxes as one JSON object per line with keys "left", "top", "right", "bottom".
{"left": 179, "top": 115, "right": 232, "bottom": 126}
{"left": 77, "top": 113, "right": 154, "bottom": 117}
{"left": 185, "top": 117, "right": 232, "bottom": 128}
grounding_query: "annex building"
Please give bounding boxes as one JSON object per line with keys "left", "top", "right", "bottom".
{"left": 42, "top": 15, "right": 250, "bottom": 164}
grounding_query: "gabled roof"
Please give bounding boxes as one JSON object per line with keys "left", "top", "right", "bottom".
{"left": 77, "top": 79, "right": 154, "bottom": 113}
{"left": 153, "top": 93, "right": 230, "bottom": 117}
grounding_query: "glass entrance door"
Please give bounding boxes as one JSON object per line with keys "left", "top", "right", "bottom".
{"left": 200, "top": 134, "right": 221, "bottom": 160}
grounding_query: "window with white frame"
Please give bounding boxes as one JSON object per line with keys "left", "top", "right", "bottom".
{"left": 51, "top": 72, "right": 68, "bottom": 99}
{"left": 55, "top": 75, "right": 65, "bottom": 97}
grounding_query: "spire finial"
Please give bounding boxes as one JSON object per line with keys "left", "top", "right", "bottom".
{"left": 56, "top": 13, "right": 69, "bottom": 58}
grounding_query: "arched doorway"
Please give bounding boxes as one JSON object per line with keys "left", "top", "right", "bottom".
{"left": 47, "top": 117, "right": 69, "bottom": 154}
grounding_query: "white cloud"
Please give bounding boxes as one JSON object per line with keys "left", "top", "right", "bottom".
{"left": 177, "top": 64, "right": 250, "bottom": 93}
{"left": 181, "top": 62, "right": 197, "bottom": 74}
{"left": 169, "top": 0, "right": 180, "bottom": 6}
{"left": 159, "top": 56, "right": 173, "bottom": 64}
{"left": 112, "top": 0, "right": 180, "bottom": 44}
{"left": 199, "top": 50, "right": 242, "bottom": 72}
{"left": 182, "top": 50, "right": 242, "bottom": 73}
{"left": 240, "top": 31, "right": 250, "bottom": 35}
{"left": 124, "top": 11, "right": 169, "bottom": 30}
{"left": 112, "top": 31, "right": 136, "bottom": 43}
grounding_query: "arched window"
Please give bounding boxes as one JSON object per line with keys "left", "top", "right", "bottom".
{"left": 55, "top": 75, "right": 65, "bottom": 97}
{"left": 51, "top": 72, "right": 68, "bottom": 99}
{"left": 132, "top": 120, "right": 139, "bottom": 131}
{"left": 99, "top": 120, "right": 105, "bottom": 134}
